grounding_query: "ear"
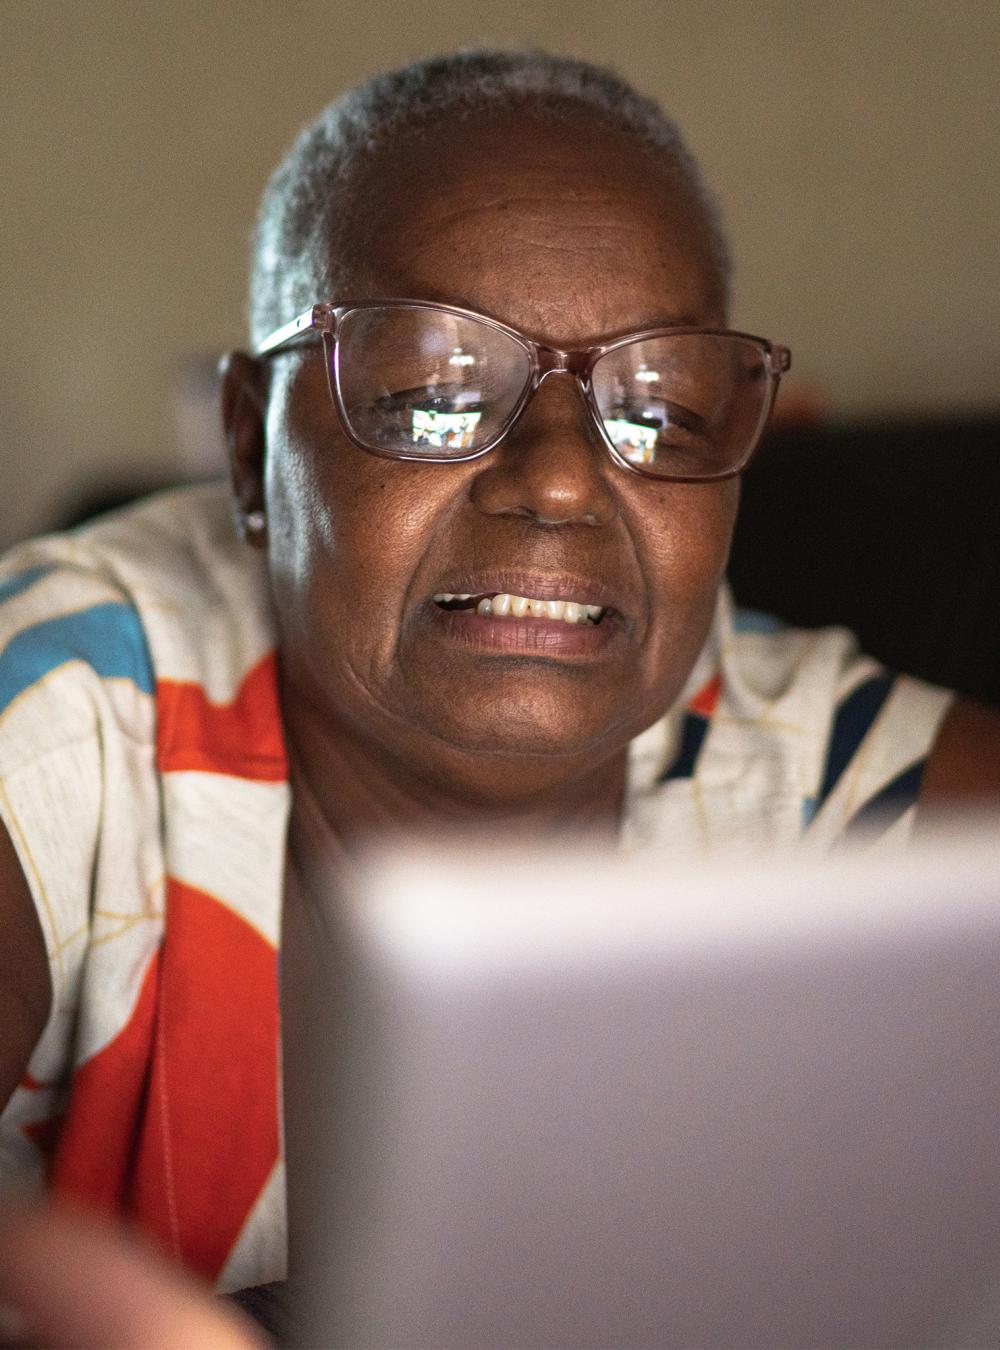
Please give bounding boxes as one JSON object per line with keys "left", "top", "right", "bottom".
{"left": 220, "top": 351, "right": 270, "bottom": 546}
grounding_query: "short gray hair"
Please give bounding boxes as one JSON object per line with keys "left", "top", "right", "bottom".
{"left": 249, "top": 49, "right": 730, "bottom": 345}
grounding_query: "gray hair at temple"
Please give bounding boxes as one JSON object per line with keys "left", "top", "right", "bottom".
{"left": 249, "top": 49, "right": 731, "bottom": 346}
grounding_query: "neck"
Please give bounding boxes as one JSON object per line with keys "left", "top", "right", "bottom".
{"left": 281, "top": 690, "right": 629, "bottom": 859}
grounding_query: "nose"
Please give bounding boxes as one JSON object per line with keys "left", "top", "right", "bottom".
{"left": 468, "top": 370, "right": 618, "bottom": 527}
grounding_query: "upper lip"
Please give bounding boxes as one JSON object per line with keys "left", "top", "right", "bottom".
{"left": 428, "top": 571, "right": 626, "bottom": 615}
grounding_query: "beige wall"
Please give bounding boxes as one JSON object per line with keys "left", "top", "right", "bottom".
{"left": 2, "top": 0, "right": 997, "bottom": 546}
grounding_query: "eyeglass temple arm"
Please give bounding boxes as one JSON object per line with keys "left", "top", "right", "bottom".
{"left": 255, "top": 304, "right": 336, "bottom": 357}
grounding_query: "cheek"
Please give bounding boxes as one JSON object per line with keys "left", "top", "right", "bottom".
{"left": 635, "top": 478, "right": 738, "bottom": 675}
{"left": 261, "top": 377, "right": 458, "bottom": 682}
{"left": 263, "top": 396, "right": 335, "bottom": 628}
{"left": 638, "top": 477, "right": 738, "bottom": 585}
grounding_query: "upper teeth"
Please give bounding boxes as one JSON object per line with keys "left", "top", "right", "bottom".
{"left": 434, "top": 592, "right": 604, "bottom": 624}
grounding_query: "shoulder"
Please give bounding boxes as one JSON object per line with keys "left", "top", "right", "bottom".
{"left": 0, "top": 495, "right": 232, "bottom": 1118}
{"left": 0, "top": 513, "right": 164, "bottom": 1001}
{"left": 1, "top": 483, "right": 274, "bottom": 700}
{"left": 72, "top": 483, "right": 276, "bottom": 697}
{"left": 919, "top": 697, "right": 1000, "bottom": 810}
{"left": 707, "top": 595, "right": 958, "bottom": 847}
{"left": 0, "top": 521, "right": 157, "bottom": 772}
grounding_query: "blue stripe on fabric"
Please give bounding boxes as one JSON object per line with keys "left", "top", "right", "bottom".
{"left": 0, "top": 603, "right": 155, "bottom": 716}
{"left": 816, "top": 673, "right": 895, "bottom": 809}
{"left": 732, "top": 607, "right": 786, "bottom": 636}
{"left": 0, "top": 565, "right": 55, "bottom": 606}
{"left": 842, "top": 760, "right": 926, "bottom": 839}
{"left": 660, "top": 713, "right": 710, "bottom": 782}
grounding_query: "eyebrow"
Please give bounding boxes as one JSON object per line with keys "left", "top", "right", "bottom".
{"left": 358, "top": 291, "right": 708, "bottom": 343}
{"left": 557, "top": 310, "right": 712, "bottom": 343}
{"left": 628, "top": 311, "right": 704, "bottom": 331}
{"left": 515, "top": 307, "right": 712, "bottom": 343}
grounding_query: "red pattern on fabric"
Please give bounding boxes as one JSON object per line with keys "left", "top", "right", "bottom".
{"left": 50, "top": 952, "right": 161, "bottom": 1209}
{"left": 130, "top": 880, "right": 280, "bottom": 1279}
{"left": 156, "top": 651, "right": 287, "bottom": 781}
{"left": 21, "top": 1114, "right": 64, "bottom": 1173}
{"left": 48, "top": 883, "right": 280, "bottom": 1281}
{"left": 689, "top": 674, "right": 722, "bottom": 717}
{"left": 19, "top": 1072, "right": 53, "bottom": 1091}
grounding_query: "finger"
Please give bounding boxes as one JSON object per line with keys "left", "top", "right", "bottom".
{"left": 0, "top": 1202, "right": 266, "bottom": 1350}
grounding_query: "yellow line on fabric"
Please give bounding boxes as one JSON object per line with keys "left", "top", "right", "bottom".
{"left": 94, "top": 872, "right": 165, "bottom": 926}
{"left": 94, "top": 905, "right": 163, "bottom": 926}
{"left": 0, "top": 661, "right": 79, "bottom": 736}
{"left": 132, "top": 598, "right": 183, "bottom": 617}
{"left": 48, "top": 923, "right": 88, "bottom": 955}
{"left": 92, "top": 876, "right": 165, "bottom": 946}
{"left": 0, "top": 667, "right": 155, "bottom": 753}
{"left": 690, "top": 774, "right": 712, "bottom": 852}
{"left": 89, "top": 913, "right": 161, "bottom": 948}
{"left": 0, "top": 774, "right": 64, "bottom": 991}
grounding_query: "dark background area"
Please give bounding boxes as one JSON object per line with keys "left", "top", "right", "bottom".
{"left": 729, "top": 417, "right": 1000, "bottom": 708}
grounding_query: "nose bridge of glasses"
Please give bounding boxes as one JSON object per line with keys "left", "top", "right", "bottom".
{"left": 528, "top": 351, "right": 595, "bottom": 431}
{"left": 535, "top": 345, "right": 588, "bottom": 380}
{"left": 515, "top": 349, "right": 604, "bottom": 459}
{"left": 531, "top": 348, "right": 592, "bottom": 426}
{"left": 486, "top": 343, "right": 616, "bottom": 525}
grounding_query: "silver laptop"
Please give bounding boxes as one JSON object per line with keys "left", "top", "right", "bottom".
{"left": 283, "top": 827, "right": 1000, "bottom": 1349}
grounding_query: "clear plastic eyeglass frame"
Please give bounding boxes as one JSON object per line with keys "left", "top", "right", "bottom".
{"left": 254, "top": 299, "right": 792, "bottom": 482}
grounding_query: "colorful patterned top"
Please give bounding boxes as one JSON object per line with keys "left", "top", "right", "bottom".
{"left": 0, "top": 484, "right": 953, "bottom": 1292}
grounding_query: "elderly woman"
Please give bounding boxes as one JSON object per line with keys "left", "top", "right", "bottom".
{"left": 0, "top": 49, "right": 998, "bottom": 1309}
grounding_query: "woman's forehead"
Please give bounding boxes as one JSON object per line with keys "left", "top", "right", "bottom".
{"left": 324, "top": 112, "right": 723, "bottom": 340}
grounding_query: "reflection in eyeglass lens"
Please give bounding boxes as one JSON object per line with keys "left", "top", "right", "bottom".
{"left": 411, "top": 407, "right": 483, "bottom": 450}
{"left": 591, "top": 333, "right": 769, "bottom": 475}
{"left": 339, "top": 309, "right": 771, "bottom": 473}
{"left": 339, "top": 307, "right": 532, "bottom": 454}
{"left": 603, "top": 417, "right": 661, "bottom": 465}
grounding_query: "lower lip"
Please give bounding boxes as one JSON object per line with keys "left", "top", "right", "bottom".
{"left": 425, "top": 604, "right": 622, "bottom": 657}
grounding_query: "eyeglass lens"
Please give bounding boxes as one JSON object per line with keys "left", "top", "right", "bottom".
{"left": 334, "top": 307, "right": 771, "bottom": 477}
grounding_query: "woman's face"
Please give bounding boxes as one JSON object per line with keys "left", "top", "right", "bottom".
{"left": 250, "top": 113, "right": 738, "bottom": 802}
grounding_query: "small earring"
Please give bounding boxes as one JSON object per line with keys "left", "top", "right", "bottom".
{"left": 244, "top": 509, "right": 267, "bottom": 535}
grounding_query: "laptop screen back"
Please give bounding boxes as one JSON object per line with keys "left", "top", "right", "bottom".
{"left": 283, "top": 831, "right": 1000, "bottom": 1349}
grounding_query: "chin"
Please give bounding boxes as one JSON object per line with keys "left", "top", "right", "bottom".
{"left": 420, "top": 698, "right": 634, "bottom": 777}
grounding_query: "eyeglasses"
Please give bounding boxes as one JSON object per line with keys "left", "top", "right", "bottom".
{"left": 255, "top": 300, "right": 791, "bottom": 482}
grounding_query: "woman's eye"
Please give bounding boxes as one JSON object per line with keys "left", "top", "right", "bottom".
{"left": 607, "top": 398, "right": 706, "bottom": 438}
{"left": 368, "top": 387, "right": 484, "bottom": 451}
{"left": 377, "top": 389, "right": 453, "bottom": 414}
{"left": 375, "top": 379, "right": 486, "bottom": 413}
{"left": 600, "top": 397, "right": 715, "bottom": 469}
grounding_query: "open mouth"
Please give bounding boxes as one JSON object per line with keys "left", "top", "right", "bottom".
{"left": 433, "top": 591, "right": 606, "bottom": 626}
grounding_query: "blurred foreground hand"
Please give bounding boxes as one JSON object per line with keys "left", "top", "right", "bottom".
{"left": 0, "top": 1203, "right": 266, "bottom": 1349}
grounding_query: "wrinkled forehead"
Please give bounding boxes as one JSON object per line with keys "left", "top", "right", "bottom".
{"left": 315, "top": 109, "right": 725, "bottom": 340}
